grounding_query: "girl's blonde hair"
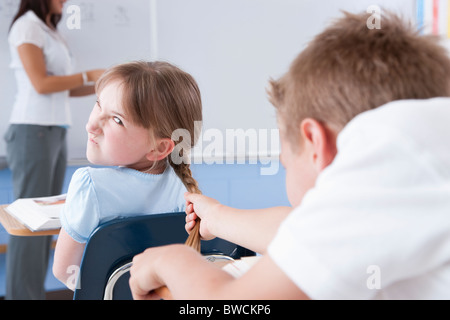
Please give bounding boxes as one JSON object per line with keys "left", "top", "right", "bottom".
{"left": 96, "top": 61, "right": 203, "bottom": 250}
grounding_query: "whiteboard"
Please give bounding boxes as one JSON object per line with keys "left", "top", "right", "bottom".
{"left": 0, "top": 0, "right": 418, "bottom": 161}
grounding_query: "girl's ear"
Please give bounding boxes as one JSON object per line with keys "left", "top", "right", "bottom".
{"left": 146, "top": 138, "right": 175, "bottom": 162}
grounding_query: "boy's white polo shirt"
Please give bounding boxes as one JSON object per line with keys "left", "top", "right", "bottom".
{"left": 268, "top": 98, "right": 450, "bottom": 300}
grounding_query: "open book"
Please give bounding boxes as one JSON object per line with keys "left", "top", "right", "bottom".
{"left": 5, "top": 194, "right": 65, "bottom": 232}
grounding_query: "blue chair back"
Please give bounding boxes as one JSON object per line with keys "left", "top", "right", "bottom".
{"left": 73, "top": 212, "right": 254, "bottom": 300}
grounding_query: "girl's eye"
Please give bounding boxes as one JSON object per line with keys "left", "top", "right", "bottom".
{"left": 113, "top": 116, "right": 123, "bottom": 126}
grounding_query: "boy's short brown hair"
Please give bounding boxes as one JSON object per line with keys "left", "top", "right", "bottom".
{"left": 269, "top": 11, "right": 450, "bottom": 148}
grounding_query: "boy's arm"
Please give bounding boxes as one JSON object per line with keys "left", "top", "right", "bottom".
{"left": 185, "top": 192, "right": 292, "bottom": 254}
{"left": 129, "top": 244, "right": 308, "bottom": 300}
{"left": 53, "top": 228, "right": 86, "bottom": 290}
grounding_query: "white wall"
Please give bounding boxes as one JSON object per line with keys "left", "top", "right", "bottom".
{"left": 0, "top": 0, "right": 424, "bottom": 162}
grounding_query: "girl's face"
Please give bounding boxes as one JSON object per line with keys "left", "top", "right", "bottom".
{"left": 86, "top": 80, "right": 156, "bottom": 171}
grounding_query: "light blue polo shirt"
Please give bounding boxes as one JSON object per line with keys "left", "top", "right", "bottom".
{"left": 60, "top": 166, "right": 187, "bottom": 243}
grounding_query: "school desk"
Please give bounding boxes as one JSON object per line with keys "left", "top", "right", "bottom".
{"left": 0, "top": 204, "right": 60, "bottom": 236}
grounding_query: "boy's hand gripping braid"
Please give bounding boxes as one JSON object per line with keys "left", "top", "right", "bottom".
{"left": 184, "top": 192, "right": 218, "bottom": 251}
{"left": 185, "top": 192, "right": 220, "bottom": 241}
{"left": 184, "top": 192, "right": 220, "bottom": 250}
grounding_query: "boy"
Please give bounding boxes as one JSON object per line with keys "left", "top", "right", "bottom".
{"left": 129, "top": 11, "right": 450, "bottom": 299}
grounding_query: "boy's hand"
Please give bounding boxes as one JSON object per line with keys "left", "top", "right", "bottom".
{"left": 129, "top": 244, "right": 199, "bottom": 300}
{"left": 184, "top": 192, "right": 221, "bottom": 240}
{"left": 129, "top": 246, "right": 167, "bottom": 300}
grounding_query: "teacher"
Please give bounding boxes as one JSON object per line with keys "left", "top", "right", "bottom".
{"left": 4, "top": 0, "right": 104, "bottom": 299}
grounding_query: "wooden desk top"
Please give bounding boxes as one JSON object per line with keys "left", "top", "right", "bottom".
{"left": 0, "top": 205, "right": 60, "bottom": 236}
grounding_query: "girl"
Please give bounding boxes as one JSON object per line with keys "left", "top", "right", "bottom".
{"left": 53, "top": 61, "right": 202, "bottom": 290}
{"left": 5, "top": 0, "right": 103, "bottom": 299}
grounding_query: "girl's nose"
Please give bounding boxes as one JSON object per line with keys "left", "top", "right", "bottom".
{"left": 86, "top": 114, "right": 102, "bottom": 136}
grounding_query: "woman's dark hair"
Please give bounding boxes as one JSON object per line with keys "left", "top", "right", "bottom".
{"left": 10, "top": 0, "right": 62, "bottom": 31}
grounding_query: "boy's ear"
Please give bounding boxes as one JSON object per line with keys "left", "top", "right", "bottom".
{"left": 146, "top": 138, "right": 175, "bottom": 162}
{"left": 300, "top": 118, "right": 337, "bottom": 171}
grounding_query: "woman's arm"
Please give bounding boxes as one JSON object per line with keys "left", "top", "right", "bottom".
{"left": 129, "top": 244, "right": 308, "bottom": 300}
{"left": 17, "top": 43, "right": 103, "bottom": 95}
{"left": 53, "top": 228, "right": 86, "bottom": 290}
